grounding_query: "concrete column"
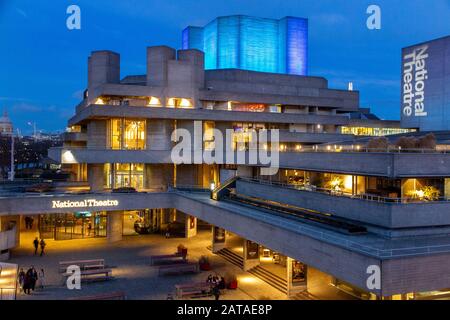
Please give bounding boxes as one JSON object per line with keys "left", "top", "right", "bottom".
{"left": 88, "top": 164, "right": 104, "bottom": 192}
{"left": 287, "top": 257, "right": 307, "bottom": 297}
{"left": 107, "top": 211, "right": 123, "bottom": 243}
{"left": 185, "top": 215, "right": 197, "bottom": 238}
{"left": 243, "top": 239, "right": 260, "bottom": 271}
{"left": 211, "top": 226, "right": 226, "bottom": 253}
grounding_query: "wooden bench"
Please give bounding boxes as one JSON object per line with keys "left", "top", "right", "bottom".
{"left": 62, "top": 268, "right": 113, "bottom": 283}
{"left": 59, "top": 259, "right": 105, "bottom": 273}
{"left": 158, "top": 263, "right": 199, "bottom": 276}
{"left": 175, "top": 282, "right": 214, "bottom": 299}
{"left": 69, "top": 291, "right": 126, "bottom": 300}
{"left": 150, "top": 253, "right": 186, "bottom": 265}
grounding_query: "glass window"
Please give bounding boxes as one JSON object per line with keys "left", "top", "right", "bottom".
{"left": 112, "top": 163, "right": 144, "bottom": 190}
{"left": 109, "top": 119, "right": 146, "bottom": 150}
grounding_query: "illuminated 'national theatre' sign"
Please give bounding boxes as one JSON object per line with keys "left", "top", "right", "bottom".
{"left": 401, "top": 36, "right": 450, "bottom": 131}
{"left": 52, "top": 199, "right": 119, "bottom": 209}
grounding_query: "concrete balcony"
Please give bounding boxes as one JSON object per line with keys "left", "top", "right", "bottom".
{"left": 62, "top": 131, "right": 87, "bottom": 142}
{"left": 68, "top": 104, "right": 350, "bottom": 127}
{"left": 235, "top": 179, "right": 450, "bottom": 229}
{"left": 49, "top": 146, "right": 450, "bottom": 178}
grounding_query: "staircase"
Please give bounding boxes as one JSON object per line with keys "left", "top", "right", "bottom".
{"left": 248, "top": 265, "right": 288, "bottom": 295}
{"left": 291, "top": 291, "right": 319, "bottom": 300}
{"left": 215, "top": 248, "right": 244, "bottom": 269}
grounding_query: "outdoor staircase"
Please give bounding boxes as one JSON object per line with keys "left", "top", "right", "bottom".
{"left": 215, "top": 248, "right": 244, "bottom": 269}
{"left": 291, "top": 291, "right": 319, "bottom": 300}
{"left": 248, "top": 265, "right": 288, "bottom": 295}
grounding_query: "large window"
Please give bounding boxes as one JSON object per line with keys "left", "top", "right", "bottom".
{"left": 109, "top": 119, "right": 146, "bottom": 150}
{"left": 105, "top": 163, "right": 144, "bottom": 190}
{"left": 340, "top": 126, "right": 415, "bottom": 137}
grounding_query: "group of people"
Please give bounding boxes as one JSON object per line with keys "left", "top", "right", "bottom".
{"left": 207, "top": 274, "right": 226, "bottom": 300}
{"left": 17, "top": 267, "right": 45, "bottom": 294}
{"left": 24, "top": 216, "right": 35, "bottom": 230}
{"left": 33, "top": 237, "right": 46, "bottom": 256}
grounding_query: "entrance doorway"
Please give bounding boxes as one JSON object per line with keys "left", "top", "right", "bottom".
{"left": 39, "top": 212, "right": 107, "bottom": 240}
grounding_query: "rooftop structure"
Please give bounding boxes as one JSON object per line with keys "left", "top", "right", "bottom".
{"left": 182, "top": 15, "right": 308, "bottom": 75}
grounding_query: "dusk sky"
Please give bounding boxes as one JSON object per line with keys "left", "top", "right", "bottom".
{"left": 1, "top": 0, "right": 449, "bottom": 134}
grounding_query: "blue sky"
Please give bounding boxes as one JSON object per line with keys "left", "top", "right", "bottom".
{"left": 0, "top": 0, "right": 449, "bottom": 134}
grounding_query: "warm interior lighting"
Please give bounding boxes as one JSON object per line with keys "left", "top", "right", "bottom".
{"left": 167, "top": 98, "right": 176, "bottom": 108}
{"left": 179, "top": 98, "right": 192, "bottom": 108}
{"left": 296, "top": 145, "right": 302, "bottom": 151}
{"left": 95, "top": 97, "right": 105, "bottom": 105}
{"left": 148, "top": 96, "right": 161, "bottom": 106}
{"left": 344, "top": 175, "right": 353, "bottom": 190}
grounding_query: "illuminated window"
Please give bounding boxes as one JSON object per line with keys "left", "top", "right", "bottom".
{"left": 109, "top": 119, "right": 146, "bottom": 150}
{"left": 167, "top": 98, "right": 193, "bottom": 108}
{"left": 95, "top": 97, "right": 105, "bottom": 105}
{"left": 105, "top": 163, "right": 144, "bottom": 190}
{"left": 231, "top": 123, "right": 265, "bottom": 150}
{"left": 203, "top": 121, "right": 215, "bottom": 150}
{"left": 341, "top": 126, "right": 416, "bottom": 137}
{"left": 148, "top": 96, "right": 161, "bottom": 107}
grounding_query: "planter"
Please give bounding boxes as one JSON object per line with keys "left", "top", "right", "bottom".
{"left": 228, "top": 280, "right": 238, "bottom": 289}
{"left": 199, "top": 263, "right": 211, "bottom": 271}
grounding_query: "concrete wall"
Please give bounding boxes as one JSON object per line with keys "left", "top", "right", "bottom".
{"left": 87, "top": 120, "right": 107, "bottom": 149}
{"left": 107, "top": 211, "right": 123, "bottom": 243}
{"left": 147, "top": 119, "right": 173, "bottom": 151}
{"left": 382, "top": 252, "right": 450, "bottom": 296}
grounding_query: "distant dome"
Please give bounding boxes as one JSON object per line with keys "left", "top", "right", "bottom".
{"left": 0, "top": 109, "right": 13, "bottom": 136}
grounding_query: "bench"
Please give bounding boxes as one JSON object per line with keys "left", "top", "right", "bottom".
{"left": 150, "top": 253, "right": 186, "bottom": 265}
{"left": 158, "top": 263, "right": 199, "bottom": 276}
{"left": 62, "top": 268, "right": 113, "bottom": 283}
{"left": 175, "top": 282, "right": 214, "bottom": 299}
{"left": 69, "top": 291, "right": 126, "bottom": 300}
{"left": 59, "top": 259, "right": 105, "bottom": 273}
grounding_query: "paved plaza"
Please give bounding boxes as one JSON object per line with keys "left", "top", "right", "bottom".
{"left": 11, "top": 230, "right": 286, "bottom": 300}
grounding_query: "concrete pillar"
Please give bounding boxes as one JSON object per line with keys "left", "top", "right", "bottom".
{"left": 243, "top": 239, "right": 260, "bottom": 271}
{"left": 107, "top": 211, "right": 123, "bottom": 243}
{"left": 146, "top": 46, "right": 176, "bottom": 87}
{"left": 211, "top": 226, "right": 226, "bottom": 253}
{"left": 287, "top": 257, "right": 307, "bottom": 297}
{"left": 88, "top": 164, "right": 104, "bottom": 192}
{"left": 146, "top": 119, "right": 173, "bottom": 151}
{"left": 185, "top": 215, "right": 197, "bottom": 238}
{"left": 88, "top": 50, "right": 120, "bottom": 98}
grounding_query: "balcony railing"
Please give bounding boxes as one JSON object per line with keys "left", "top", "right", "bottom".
{"left": 239, "top": 177, "right": 450, "bottom": 204}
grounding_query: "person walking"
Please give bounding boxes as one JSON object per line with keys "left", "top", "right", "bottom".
{"left": 38, "top": 269, "right": 45, "bottom": 289}
{"left": 33, "top": 237, "right": 39, "bottom": 255}
{"left": 18, "top": 268, "right": 25, "bottom": 293}
{"left": 212, "top": 285, "right": 221, "bottom": 300}
{"left": 30, "top": 267, "right": 38, "bottom": 292}
{"left": 24, "top": 267, "right": 33, "bottom": 294}
{"left": 39, "top": 239, "right": 46, "bottom": 256}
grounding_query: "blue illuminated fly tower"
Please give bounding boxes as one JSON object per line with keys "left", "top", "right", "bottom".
{"left": 182, "top": 15, "right": 308, "bottom": 75}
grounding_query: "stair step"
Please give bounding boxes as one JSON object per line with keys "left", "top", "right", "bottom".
{"left": 215, "top": 248, "right": 244, "bottom": 268}
{"left": 251, "top": 265, "right": 286, "bottom": 284}
{"left": 292, "top": 291, "right": 319, "bottom": 300}
{"left": 248, "top": 266, "right": 287, "bottom": 294}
